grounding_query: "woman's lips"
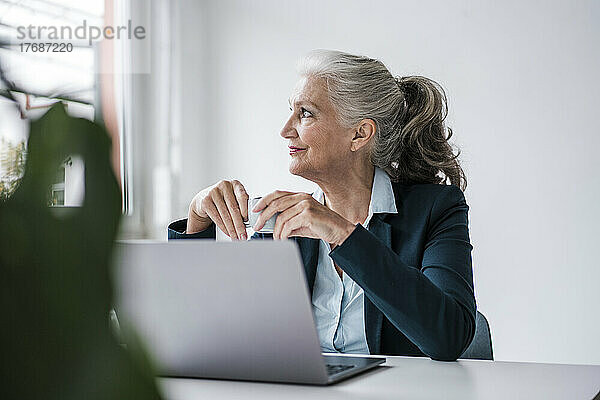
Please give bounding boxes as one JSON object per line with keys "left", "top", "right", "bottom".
{"left": 289, "top": 146, "right": 306, "bottom": 155}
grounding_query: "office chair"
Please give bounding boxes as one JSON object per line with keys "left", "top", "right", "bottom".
{"left": 460, "top": 311, "right": 493, "bottom": 360}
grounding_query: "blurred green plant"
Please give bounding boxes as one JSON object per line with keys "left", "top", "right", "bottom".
{"left": 0, "top": 137, "right": 27, "bottom": 201}
{"left": 0, "top": 103, "right": 161, "bottom": 399}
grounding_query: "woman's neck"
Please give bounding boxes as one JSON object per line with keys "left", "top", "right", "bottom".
{"left": 317, "top": 163, "right": 375, "bottom": 225}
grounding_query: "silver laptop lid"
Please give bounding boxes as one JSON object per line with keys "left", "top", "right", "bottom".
{"left": 112, "top": 240, "right": 329, "bottom": 384}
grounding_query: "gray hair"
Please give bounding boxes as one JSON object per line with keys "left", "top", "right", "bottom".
{"left": 297, "top": 49, "right": 466, "bottom": 191}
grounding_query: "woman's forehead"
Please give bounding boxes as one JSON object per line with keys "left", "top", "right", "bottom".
{"left": 289, "top": 76, "right": 329, "bottom": 109}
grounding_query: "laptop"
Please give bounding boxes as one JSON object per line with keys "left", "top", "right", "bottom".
{"left": 112, "top": 240, "right": 385, "bottom": 385}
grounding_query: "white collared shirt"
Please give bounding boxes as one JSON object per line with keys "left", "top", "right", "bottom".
{"left": 311, "top": 167, "right": 398, "bottom": 354}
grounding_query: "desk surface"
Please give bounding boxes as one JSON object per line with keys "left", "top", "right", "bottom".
{"left": 159, "top": 356, "right": 600, "bottom": 400}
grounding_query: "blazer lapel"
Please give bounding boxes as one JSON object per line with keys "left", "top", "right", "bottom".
{"left": 364, "top": 214, "right": 392, "bottom": 354}
{"left": 294, "top": 237, "right": 319, "bottom": 294}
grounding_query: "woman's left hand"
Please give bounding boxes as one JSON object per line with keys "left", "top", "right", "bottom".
{"left": 251, "top": 191, "right": 356, "bottom": 245}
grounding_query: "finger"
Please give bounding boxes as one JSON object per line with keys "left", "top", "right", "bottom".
{"left": 202, "top": 198, "right": 228, "bottom": 236}
{"left": 222, "top": 184, "right": 247, "bottom": 240}
{"left": 272, "top": 202, "right": 304, "bottom": 239}
{"left": 254, "top": 193, "right": 305, "bottom": 232}
{"left": 251, "top": 190, "right": 294, "bottom": 212}
{"left": 280, "top": 212, "right": 308, "bottom": 240}
{"left": 232, "top": 180, "right": 249, "bottom": 221}
{"left": 212, "top": 191, "right": 238, "bottom": 239}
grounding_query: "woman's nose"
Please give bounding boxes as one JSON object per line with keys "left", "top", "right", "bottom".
{"left": 279, "top": 118, "right": 298, "bottom": 139}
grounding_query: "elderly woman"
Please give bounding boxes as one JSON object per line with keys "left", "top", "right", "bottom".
{"left": 168, "top": 50, "right": 476, "bottom": 361}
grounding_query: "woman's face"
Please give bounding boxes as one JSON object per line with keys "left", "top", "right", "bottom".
{"left": 280, "top": 76, "right": 355, "bottom": 182}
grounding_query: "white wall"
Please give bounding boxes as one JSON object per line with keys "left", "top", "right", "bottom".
{"left": 169, "top": 0, "right": 600, "bottom": 365}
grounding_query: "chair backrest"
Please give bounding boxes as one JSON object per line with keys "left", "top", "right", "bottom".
{"left": 460, "top": 311, "right": 493, "bottom": 360}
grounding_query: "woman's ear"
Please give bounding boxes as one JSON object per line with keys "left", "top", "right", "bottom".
{"left": 351, "top": 119, "right": 376, "bottom": 152}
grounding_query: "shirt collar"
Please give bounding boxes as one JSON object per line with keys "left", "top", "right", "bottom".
{"left": 311, "top": 167, "right": 398, "bottom": 217}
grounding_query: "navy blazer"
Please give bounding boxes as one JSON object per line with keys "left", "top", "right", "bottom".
{"left": 168, "top": 182, "right": 476, "bottom": 361}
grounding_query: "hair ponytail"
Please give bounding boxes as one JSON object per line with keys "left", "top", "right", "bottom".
{"left": 386, "top": 75, "right": 466, "bottom": 190}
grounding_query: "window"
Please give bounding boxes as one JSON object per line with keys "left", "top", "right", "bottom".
{"left": 0, "top": 0, "right": 104, "bottom": 205}
{"left": 2, "top": 0, "right": 162, "bottom": 237}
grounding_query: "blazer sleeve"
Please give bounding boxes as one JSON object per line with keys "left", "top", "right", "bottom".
{"left": 167, "top": 219, "right": 269, "bottom": 240}
{"left": 329, "top": 184, "right": 476, "bottom": 361}
{"left": 167, "top": 218, "right": 217, "bottom": 239}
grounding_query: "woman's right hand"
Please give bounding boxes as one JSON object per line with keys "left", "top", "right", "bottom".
{"left": 187, "top": 179, "right": 250, "bottom": 240}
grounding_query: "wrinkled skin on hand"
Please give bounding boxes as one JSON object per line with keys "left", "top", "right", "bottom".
{"left": 0, "top": 103, "right": 161, "bottom": 400}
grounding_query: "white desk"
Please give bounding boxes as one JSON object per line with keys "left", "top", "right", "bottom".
{"left": 159, "top": 356, "right": 600, "bottom": 399}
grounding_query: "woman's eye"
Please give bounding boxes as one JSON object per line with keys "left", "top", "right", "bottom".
{"left": 300, "top": 108, "right": 313, "bottom": 119}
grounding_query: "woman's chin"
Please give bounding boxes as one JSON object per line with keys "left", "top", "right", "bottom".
{"left": 288, "top": 160, "right": 306, "bottom": 177}
{"left": 288, "top": 163, "right": 301, "bottom": 176}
